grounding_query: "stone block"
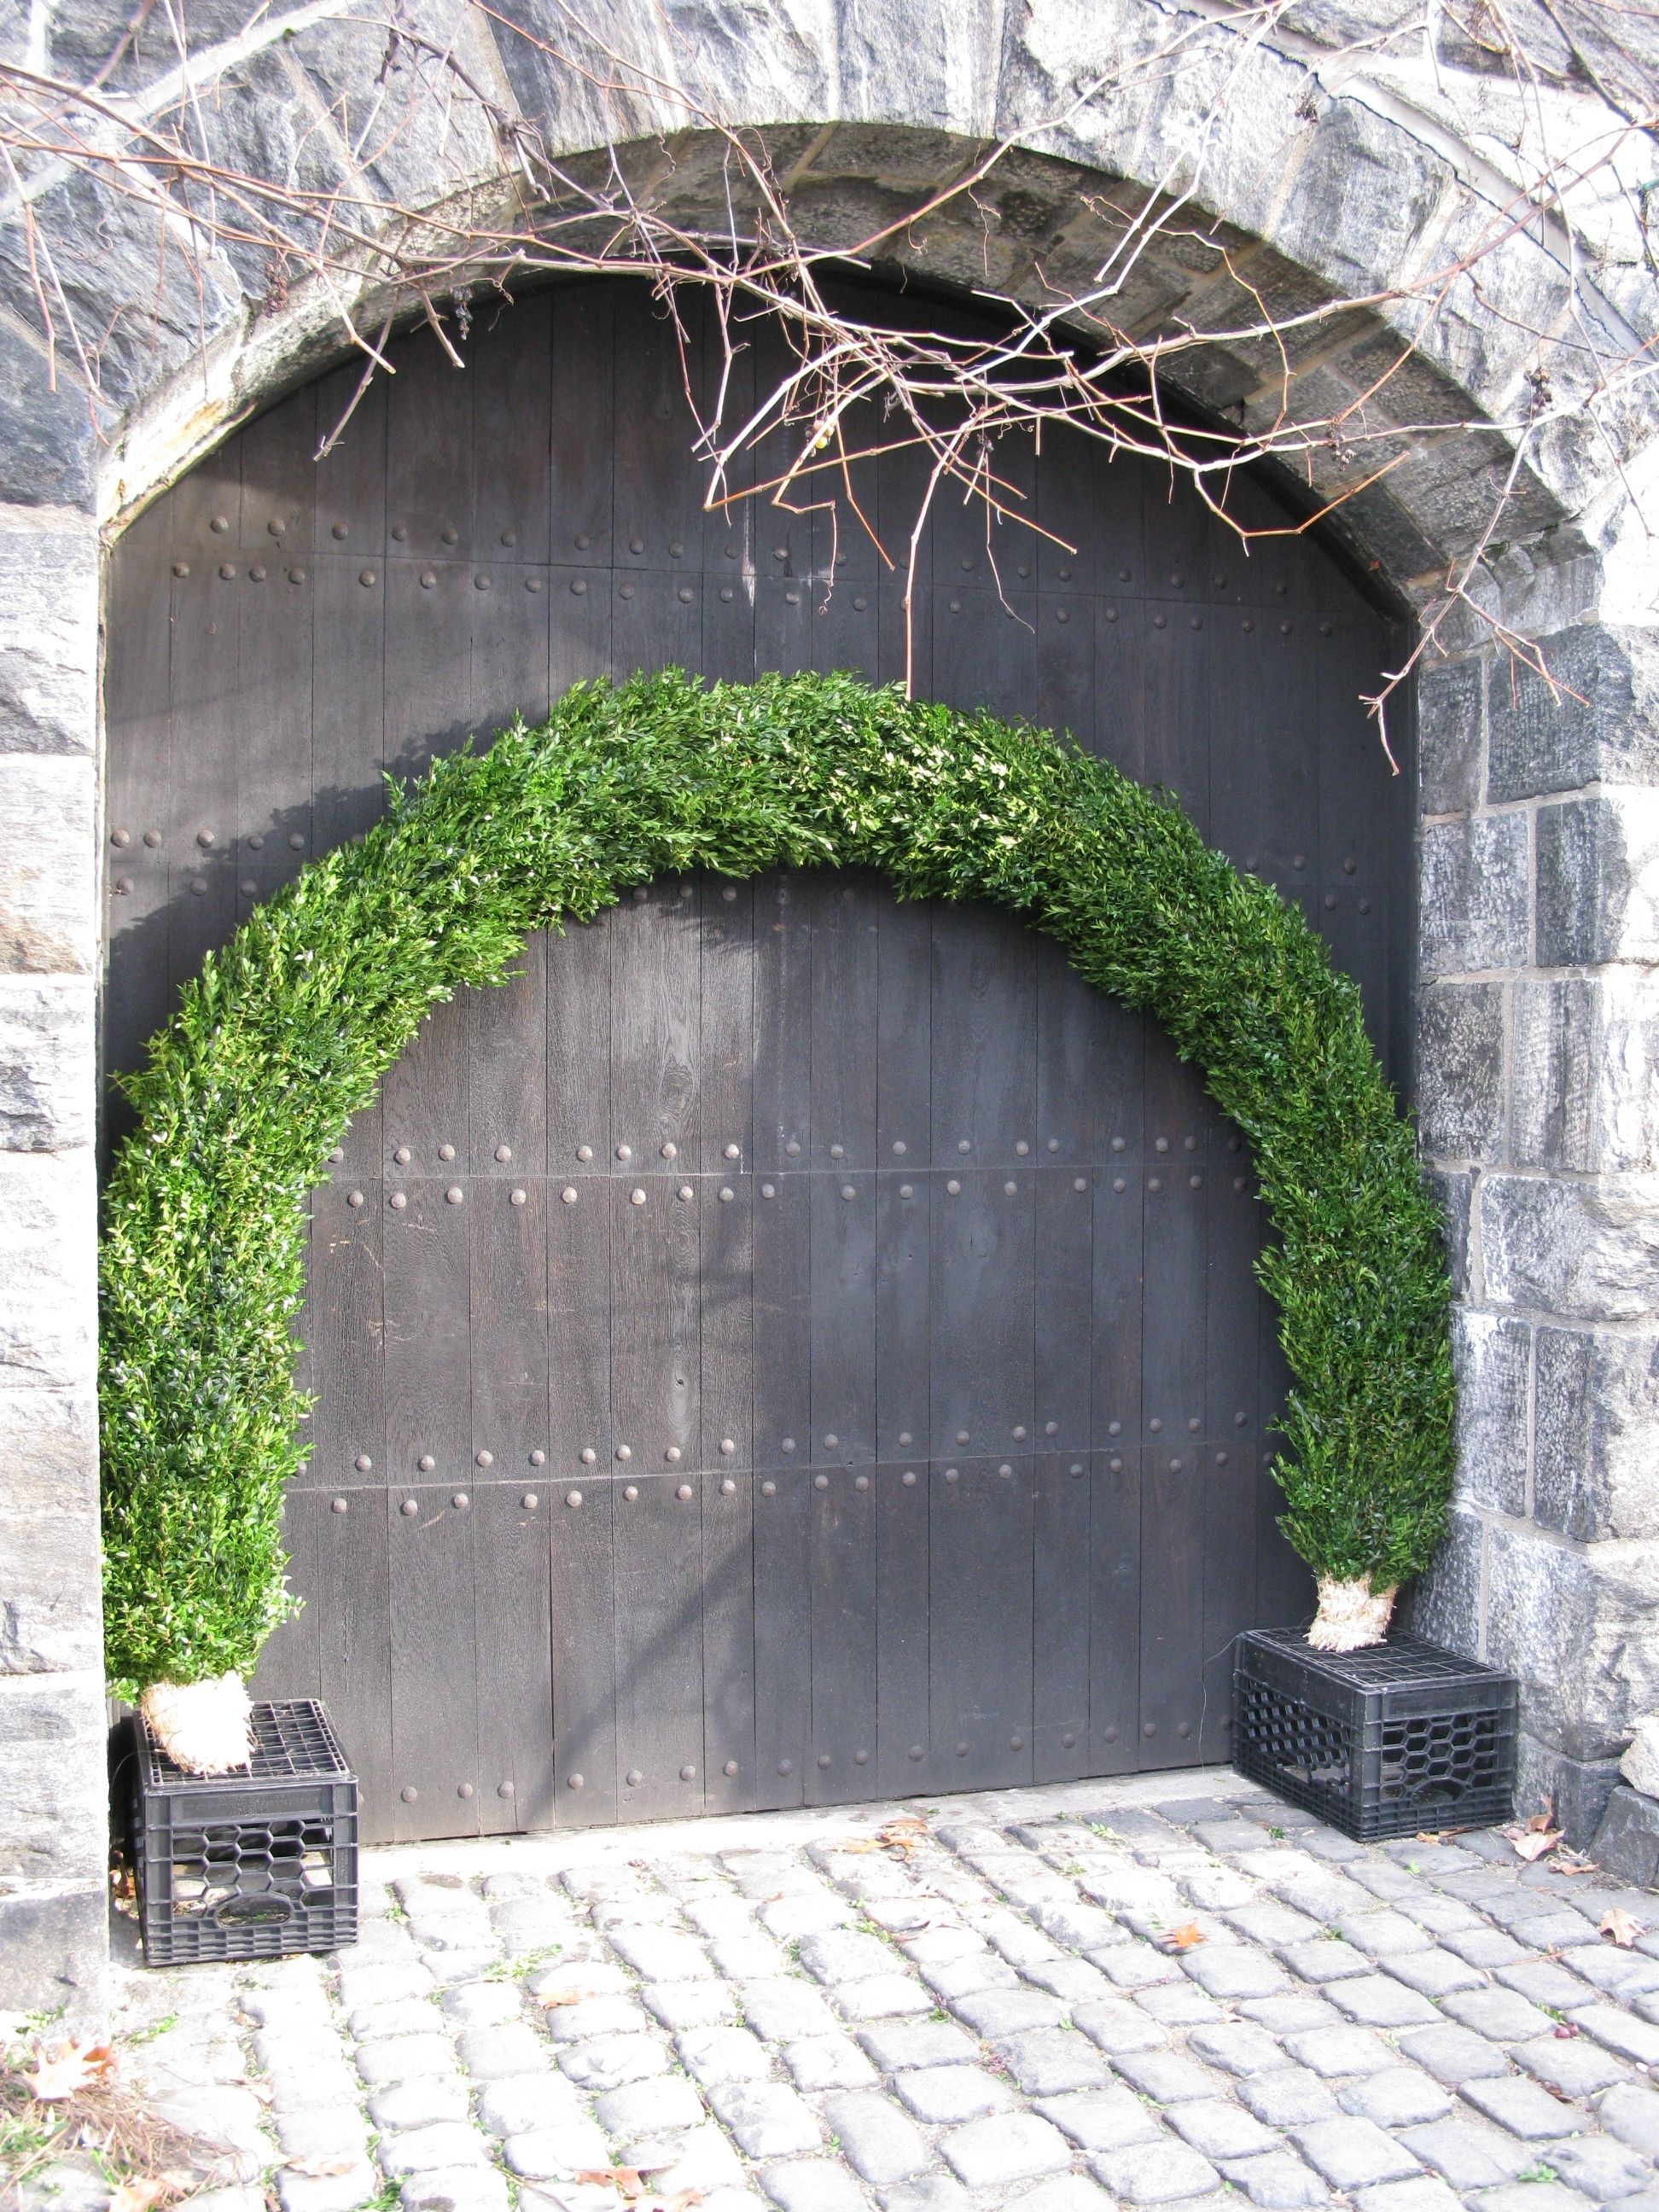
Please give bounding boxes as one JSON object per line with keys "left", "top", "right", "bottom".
{"left": 1488, "top": 626, "right": 1659, "bottom": 802}
{"left": 707, "top": 2080, "right": 823, "bottom": 2157}
{"left": 0, "top": 508, "right": 96, "bottom": 765}
{"left": 760, "top": 2159, "right": 866, "bottom": 2212}
{"left": 1238, "top": 2069, "right": 1340, "bottom": 2126}
{"left": 399, "top": 2171, "right": 508, "bottom": 2212}
{"left": 1592, "top": 1784, "right": 1659, "bottom": 1888}
{"left": 1547, "top": 2137, "right": 1652, "bottom": 2202}
{"left": 0, "top": 979, "right": 93, "bottom": 1152}
{"left": 1458, "top": 2075, "right": 1583, "bottom": 2139}
{"left": 1090, "top": 2141, "right": 1221, "bottom": 2205}
{"left": 1534, "top": 1327, "right": 1659, "bottom": 1541}
{"left": 0, "top": 1383, "right": 100, "bottom": 1676}
{"left": 1166, "top": 2097, "right": 1278, "bottom": 2159}
{"left": 989, "top": 2023, "right": 1112, "bottom": 2094}
{"left": 1511, "top": 979, "right": 1593, "bottom": 1173}
{"left": 894, "top": 2063, "right": 1015, "bottom": 2122}
{"left": 0, "top": 1674, "right": 107, "bottom": 1884}
{"left": 0, "top": 754, "right": 95, "bottom": 973}
{"left": 0, "top": 1882, "right": 106, "bottom": 2025}
{"left": 643, "top": 1978, "right": 738, "bottom": 2029}
{"left": 1419, "top": 815, "right": 1529, "bottom": 978}
{"left": 818, "top": 2088, "right": 929, "bottom": 2184}
{"left": 1454, "top": 1313, "right": 1540, "bottom": 1506}
{"left": 1483, "top": 1525, "right": 1659, "bottom": 1768}
{"left": 1336, "top": 2068, "right": 1453, "bottom": 2127}
{"left": 940, "top": 2110, "right": 1071, "bottom": 2186}
{"left": 1402, "top": 1507, "right": 1484, "bottom": 1658}
{"left": 1512, "top": 2030, "right": 1629, "bottom": 2098}
{"left": 1417, "top": 982, "right": 1505, "bottom": 1161}
{"left": 1417, "top": 655, "right": 1484, "bottom": 817}
{"left": 782, "top": 2033, "right": 877, "bottom": 2090}
{"left": 1035, "top": 2085, "right": 1163, "bottom": 2150}
{"left": 0, "top": 1150, "right": 96, "bottom": 1389}
{"left": 1481, "top": 1173, "right": 1659, "bottom": 1324}
{"left": 1538, "top": 791, "right": 1659, "bottom": 966}
{"left": 1515, "top": 1735, "right": 1622, "bottom": 1845}
{"left": 949, "top": 1985, "right": 1063, "bottom": 2035}
{"left": 558, "top": 2032, "right": 671, "bottom": 2090}
{"left": 1426, "top": 1170, "right": 1474, "bottom": 1300}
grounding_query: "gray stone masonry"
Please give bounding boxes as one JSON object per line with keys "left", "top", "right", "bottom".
{"left": 20, "top": 1773, "right": 1659, "bottom": 2212}
{"left": 2, "top": 0, "right": 1658, "bottom": 2021}
{"left": 1410, "top": 618, "right": 1659, "bottom": 1843}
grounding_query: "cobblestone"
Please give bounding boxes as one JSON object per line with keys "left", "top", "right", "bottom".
{"left": 95, "top": 1780, "right": 1659, "bottom": 2212}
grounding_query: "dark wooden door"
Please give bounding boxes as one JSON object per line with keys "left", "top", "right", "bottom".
{"left": 102, "top": 279, "right": 1413, "bottom": 1842}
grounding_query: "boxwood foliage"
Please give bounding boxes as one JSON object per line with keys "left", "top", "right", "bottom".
{"left": 100, "top": 668, "right": 1455, "bottom": 1696}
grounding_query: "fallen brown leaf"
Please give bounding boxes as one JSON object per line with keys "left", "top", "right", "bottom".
{"left": 1554, "top": 2022, "right": 1580, "bottom": 2038}
{"left": 575, "top": 2166, "right": 674, "bottom": 2200}
{"left": 1526, "top": 1805, "right": 1558, "bottom": 1832}
{"left": 108, "top": 2180, "right": 173, "bottom": 2212}
{"left": 537, "top": 1987, "right": 602, "bottom": 2009}
{"left": 286, "top": 2156, "right": 358, "bottom": 2177}
{"left": 1602, "top": 1906, "right": 1644, "bottom": 1947}
{"left": 657, "top": 2192, "right": 703, "bottom": 2212}
{"left": 27, "top": 2040, "right": 115, "bottom": 2101}
{"left": 1507, "top": 1825, "right": 1563, "bottom": 1863}
{"left": 1161, "top": 1923, "right": 1208, "bottom": 1953}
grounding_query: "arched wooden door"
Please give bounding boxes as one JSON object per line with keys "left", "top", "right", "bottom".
{"left": 102, "top": 280, "right": 1413, "bottom": 1842}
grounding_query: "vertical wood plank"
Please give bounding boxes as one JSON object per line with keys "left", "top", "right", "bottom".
{"left": 1139, "top": 1449, "right": 1204, "bottom": 1769}
{"left": 928, "top": 1456, "right": 1033, "bottom": 1792}
{"left": 1033, "top": 1452, "right": 1091, "bottom": 1782}
{"left": 810, "top": 1169, "right": 876, "bottom": 1470}
{"left": 612, "top": 1483, "right": 724, "bottom": 1833}
{"left": 701, "top": 1467, "right": 756, "bottom": 1813}
{"left": 551, "top": 1480, "right": 616, "bottom": 1825}
{"left": 610, "top": 1174, "right": 698, "bottom": 1475}
{"left": 548, "top": 1173, "right": 611, "bottom": 1477}
{"left": 876, "top": 1458, "right": 930, "bottom": 1796}
{"left": 807, "top": 1465, "right": 879, "bottom": 1802}
{"left": 1091, "top": 1446, "right": 1140, "bottom": 1774}
{"left": 315, "top": 1486, "right": 394, "bottom": 1842}
{"left": 752, "top": 1467, "right": 811, "bottom": 1810}
{"left": 474, "top": 1484, "right": 555, "bottom": 1833}
{"left": 550, "top": 282, "right": 614, "bottom": 568}
{"left": 382, "top": 1179, "right": 471, "bottom": 1489}
{"left": 389, "top": 1484, "right": 480, "bottom": 1840}
{"left": 471, "top": 1177, "right": 549, "bottom": 1473}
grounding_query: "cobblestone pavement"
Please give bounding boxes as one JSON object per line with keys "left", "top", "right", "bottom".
{"left": 87, "top": 1772, "right": 1659, "bottom": 2212}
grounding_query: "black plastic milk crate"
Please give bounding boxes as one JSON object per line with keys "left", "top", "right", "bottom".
{"left": 1232, "top": 1627, "right": 1517, "bottom": 1841}
{"left": 130, "top": 1698, "right": 358, "bottom": 1965}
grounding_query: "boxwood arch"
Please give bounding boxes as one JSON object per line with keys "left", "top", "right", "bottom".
{"left": 101, "top": 668, "right": 1454, "bottom": 1707}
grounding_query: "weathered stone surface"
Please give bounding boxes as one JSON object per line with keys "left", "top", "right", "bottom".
{"left": 1483, "top": 1524, "right": 1659, "bottom": 1769}
{"left": 1538, "top": 791, "right": 1659, "bottom": 966}
{"left": 0, "top": 1150, "right": 96, "bottom": 1390}
{"left": 0, "top": 1882, "right": 106, "bottom": 2024}
{"left": 0, "top": 755, "right": 95, "bottom": 973}
{"left": 1593, "top": 1784, "right": 1659, "bottom": 1887}
{"left": 0, "top": 1382, "right": 100, "bottom": 1675}
{"left": 0, "top": 1673, "right": 107, "bottom": 1884}
{"left": 1418, "top": 814, "right": 1531, "bottom": 977}
{"left": 0, "top": 978, "right": 94, "bottom": 1152}
{"left": 1520, "top": 972, "right": 1659, "bottom": 1173}
{"left": 1418, "top": 981, "right": 1505, "bottom": 1160}
{"left": 1534, "top": 1327, "right": 1659, "bottom": 1540}
{"left": 1481, "top": 1172, "right": 1659, "bottom": 1324}
{"left": 1417, "top": 655, "right": 1484, "bottom": 817}
{"left": 1447, "top": 1310, "right": 1530, "bottom": 1516}
{"left": 1488, "top": 626, "right": 1659, "bottom": 802}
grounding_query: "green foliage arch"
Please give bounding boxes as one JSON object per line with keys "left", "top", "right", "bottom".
{"left": 100, "top": 669, "right": 1455, "bottom": 1696}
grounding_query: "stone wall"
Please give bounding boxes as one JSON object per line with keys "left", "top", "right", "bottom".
{"left": 0, "top": 0, "right": 1655, "bottom": 2016}
{"left": 1411, "top": 627, "right": 1659, "bottom": 1836}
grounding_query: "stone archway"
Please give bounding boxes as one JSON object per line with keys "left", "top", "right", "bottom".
{"left": 2, "top": 3, "right": 1656, "bottom": 2009}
